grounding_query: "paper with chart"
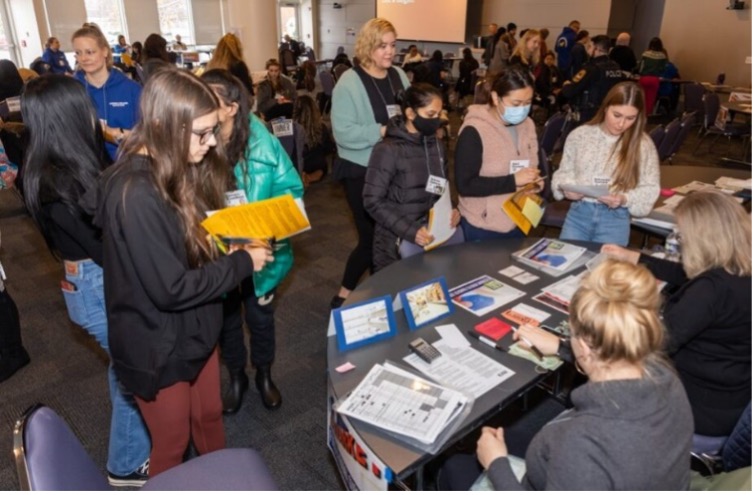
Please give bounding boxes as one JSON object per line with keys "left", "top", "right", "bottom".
{"left": 403, "top": 340, "right": 515, "bottom": 399}
{"left": 336, "top": 363, "right": 468, "bottom": 445}
{"left": 338, "top": 298, "right": 392, "bottom": 346}
{"left": 450, "top": 275, "right": 526, "bottom": 317}
{"left": 426, "top": 187, "right": 457, "bottom": 250}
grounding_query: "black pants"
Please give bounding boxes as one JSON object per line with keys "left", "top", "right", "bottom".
{"left": 219, "top": 276, "right": 276, "bottom": 373}
{"left": 340, "top": 174, "right": 375, "bottom": 291}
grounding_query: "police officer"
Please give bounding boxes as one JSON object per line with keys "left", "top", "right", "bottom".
{"left": 560, "top": 35, "right": 624, "bottom": 123}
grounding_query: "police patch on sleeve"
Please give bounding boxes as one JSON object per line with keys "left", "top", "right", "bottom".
{"left": 572, "top": 69, "right": 587, "bottom": 83}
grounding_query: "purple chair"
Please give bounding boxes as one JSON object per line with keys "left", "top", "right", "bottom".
{"left": 14, "top": 404, "right": 278, "bottom": 491}
{"left": 649, "top": 124, "right": 665, "bottom": 152}
{"left": 657, "top": 118, "right": 681, "bottom": 162}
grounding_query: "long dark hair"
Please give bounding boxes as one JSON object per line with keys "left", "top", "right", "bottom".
{"left": 21, "top": 74, "right": 110, "bottom": 258}
{"left": 200, "top": 68, "right": 251, "bottom": 170}
{"left": 143, "top": 33, "right": 170, "bottom": 62}
{"left": 0, "top": 59, "right": 23, "bottom": 101}
{"left": 293, "top": 94, "right": 324, "bottom": 147}
{"left": 119, "top": 68, "right": 228, "bottom": 267}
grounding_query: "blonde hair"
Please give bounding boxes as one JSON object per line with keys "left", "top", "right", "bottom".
{"left": 72, "top": 24, "right": 113, "bottom": 69}
{"left": 207, "top": 33, "right": 245, "bottom": 71}
{"left": 354, "top": 18, "right": 397, "bottom": 69}
{"left": 570, "top": 259, "right": 664, "bottom": 365}
{"left": 675, "top": 190, "right": 752, "bottom": 278}
{"left": 511, "top": 29, "right": 541, "bottom": 66}
{"left": 587, "top": 81, "right": 647, "bottom": 192}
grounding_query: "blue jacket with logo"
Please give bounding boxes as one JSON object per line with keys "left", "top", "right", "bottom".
{"left": 41, "top": 48, "right": 72, "bottom": 74}
{"left": 75, "top": 69, "right": 142, "bottom": 160}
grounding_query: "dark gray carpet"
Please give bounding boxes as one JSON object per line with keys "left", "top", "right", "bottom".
{"left": 0, "top": 109, "right": 741, "bottom": 490}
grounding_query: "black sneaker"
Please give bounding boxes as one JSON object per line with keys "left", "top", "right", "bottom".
{"left": 107, "top": 458, "right": 149, "bottom": 488}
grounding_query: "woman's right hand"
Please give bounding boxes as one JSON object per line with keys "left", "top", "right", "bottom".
{"left": 514, "top": 324, "right": 561, "bottom": 356}
{"left": 601, "top": 244, "right": 641, "bottom": 264}
{"left": 243, "top": 246, "right": 274, "bottom": 272}
{"left": 514, "top": 167, "right": 540, "bottom": 187}
{"left": 415, "top": 226, "right": 435, "bottom": 246}
{"left": 563, "top": 190, "right": 585, "bottom": 201}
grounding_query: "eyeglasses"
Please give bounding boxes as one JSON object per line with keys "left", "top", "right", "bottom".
{"left": 191, "top": 123, "right": 221, "bottom": 145}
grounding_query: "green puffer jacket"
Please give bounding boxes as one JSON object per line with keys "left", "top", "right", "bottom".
{"left": 233, "top": 113, "right": 304, "bottom": 297}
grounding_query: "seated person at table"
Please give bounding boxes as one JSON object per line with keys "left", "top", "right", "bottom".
{"left": 552, "top": 81, "right": 660, "bottom": 246}
{"left": 603, "top": 190, "right": 751, "bottom": 437}
{"left": 363, "top": 83, "right": 460, "bottom": 272}
{"left": 257, "top": 58, "right": 297, "bottom": 121}
{"left": 440, "top": 259, "right": 693, "bottom": 490}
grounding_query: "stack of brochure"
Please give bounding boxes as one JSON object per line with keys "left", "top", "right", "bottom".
{"left": 533, "top": 273, "right": 585, "bottom": 314}
{"left": 514, "top": 239, "right": 589, "bottom": 275}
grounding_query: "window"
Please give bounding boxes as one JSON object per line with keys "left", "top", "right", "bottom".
{"left": 0, "top": 2, "right": 13, "bottom": 62}
{"left": 157, "top": 0, "right": 194, "bottom": 46}
{"left": 83, "top": 0, "right": 128, "bottom": 44}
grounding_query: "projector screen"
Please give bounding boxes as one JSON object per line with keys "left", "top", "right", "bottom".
{"left": 376, "top": 0, "right": 468, "bottom": 44}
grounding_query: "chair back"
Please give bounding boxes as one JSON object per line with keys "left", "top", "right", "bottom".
{"left": 319, "top": 71, "right": 336, "bottom": 96}
{"left": 13, "top": 404, "right": 112, "bottom": 491}
{"left": 657, "top": 118, "right": 681, "bottom": 161}
{"left": 702, "top": 92, "right": 721, "bottom": 130}
{"left": 279, "top": 48, "right": 297, "bottom": 75}
{"left": 649, "top": 124, "right": 665, "bottom": 152}
{"left": 683, "top": 83, "right": 706, "bottom": 122}
{"left": 722, "top": 402, "right": 752, "bottom": 473}
{"left": 332, "top": 64, "right": 349, "bottom": 82}
{"left": 666, "top": 111, "right": 697, "bottom": 160}
{"left": 539, "top": 111, "right": 566, "bottom": 157}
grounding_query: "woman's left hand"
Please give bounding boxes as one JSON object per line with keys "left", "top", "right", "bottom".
{"left": 450, "top": 208, "right": 461, "bottom": 228}
{"left": 477, "top": 426, "right": 508, "bottom": 470}
{"left": 597, "top": 194, "right": 626, "bottom": 209}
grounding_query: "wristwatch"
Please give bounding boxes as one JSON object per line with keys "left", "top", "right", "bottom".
{"left": 555, "top": 337, "right": 570, "bottom": 359}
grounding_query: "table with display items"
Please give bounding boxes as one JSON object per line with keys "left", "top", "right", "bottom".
{"left": 326, "top": 237, "right": 593, "bottom": 490}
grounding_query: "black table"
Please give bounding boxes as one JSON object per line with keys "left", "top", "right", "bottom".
{"left": 327, "top": 238, "right": 588, "bottom": 489}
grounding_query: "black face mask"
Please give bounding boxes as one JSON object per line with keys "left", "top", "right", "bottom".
{"left": 412, "top": 114, "right": 443, "bottom": 136}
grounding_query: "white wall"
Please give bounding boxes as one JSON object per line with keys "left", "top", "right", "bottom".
{"left": 300, "top": 0, "right": 315, "bottom": 49}
{"left": 317, "top": 0, "right": 374, "bottom": 60}
{"left": 9, "top": 0, "right": 43, "bottom": 67}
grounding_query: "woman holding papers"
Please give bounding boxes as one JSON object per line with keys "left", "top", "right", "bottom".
{"left": 202, "top": 69, "right": 304, "bottom": 413}
{"left": 94, "top": 69, "right": 272, "bottom": 476}
{"left": 551, "top": 81, "right": 660, "bottom": 246}
{"left": 330, "top": 18, "right": 410, "bottom": 308}
{"left": 455, "top": 66, "right": 543, "bottom": 241}
{"left": 363, "top": 83, "right": 460, "bottom": 272}
{"left": 603, "top": 190, "right": 751, "bottom": 438}
{"left": 21, "top": 74, "right": 151, "bottom": 487}
{"left": 442, "top": 260, "right": 693, "bottom": 490}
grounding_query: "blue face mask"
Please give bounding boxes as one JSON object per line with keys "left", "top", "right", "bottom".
{"left": 501, "top": 104, "right": 531, "bottom": 125}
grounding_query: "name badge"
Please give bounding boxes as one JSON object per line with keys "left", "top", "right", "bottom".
{"left": 224, "top": 189, "right": 248, "bottom": 207}
{"left": 386, "top": 104, "right": 401, "bottom": 119}
{"left": 425, "top": 175, "right": 448, "bottom": 195}
{"left": 510, "top": 159, "right": 530, "bottom": 173}
{"left": 271, "top": 120, "right": 294, "bottom": 137}
{"left": 593, "top": 176, "right": 611, "bottom": 187}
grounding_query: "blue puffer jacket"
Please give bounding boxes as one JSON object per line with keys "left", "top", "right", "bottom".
{"left": 233, "top": 113, "right": 304, "bottom": 296}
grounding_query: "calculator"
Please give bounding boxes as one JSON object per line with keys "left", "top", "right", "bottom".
{"left": 408, "top": 338, "right": 442, "bottom": 363}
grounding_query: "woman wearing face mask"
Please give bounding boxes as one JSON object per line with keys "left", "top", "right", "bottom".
{"left": 363, "top": 83, "right": 460, "bottom": 272}
{"left": 552, "top": 82, "right": 660, "bottom": 246}
{"left": 455, "top": 67, "right": 542, "bottom": 241}
{"left": 72, "top": 24, "right": 141, "bottom": 161}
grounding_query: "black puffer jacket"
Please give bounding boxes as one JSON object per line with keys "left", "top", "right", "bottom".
{"left": 363, "top": 116, "right": 447, "bottom": 271}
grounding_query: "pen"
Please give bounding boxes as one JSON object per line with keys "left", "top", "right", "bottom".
{"left": 512, "top": 327, "right": 545, "bottom": 360}
{"left": 466, "top": 331, "right": 506, "bottom": 352}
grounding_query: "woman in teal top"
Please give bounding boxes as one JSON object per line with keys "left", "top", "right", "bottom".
{"left": 202, "top": 69, "right": 304, "bottom": 414}
{"left": 330, "top": 18, "right": 410, "bottom": 309}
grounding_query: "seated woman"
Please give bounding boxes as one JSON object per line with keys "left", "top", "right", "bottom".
{"left": 257, "top": 58, "right": 297, "bottom": 121}
{"left": 442, "top": 259, "right": 694, "bottom": 490}
{"left": 603, "top": 190, "right": 751, "bottom": 437}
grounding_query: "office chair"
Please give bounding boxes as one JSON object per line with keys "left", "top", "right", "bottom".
{"left": 14, "top": 404, "right": 278, "bottom": 491}
{"left": 694, "top": 92, "right": 750, "bottom": 155}
{"left": 656, "top": 118, "right": 681, "bottom": 162}
{"left": 649, "top": 124, "right": 665, "bottom": 152}
{"left": 664, "top": 111, "right": 697, "bottom": 163}
{"left": 691, "top": 402, "right": 751, "bottom": 476}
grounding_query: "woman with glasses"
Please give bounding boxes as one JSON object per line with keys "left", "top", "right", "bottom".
{"left": 602, "top": 190, "right": 751, "bottom": 438}
{"left": 200, "top": 69, "right": 303, "bottom": 414}
{"left": 72, "top": 24, "right": 141, "bottom": 160}
{"left": 92, "top": 68, "right": 273, "bottom": 476}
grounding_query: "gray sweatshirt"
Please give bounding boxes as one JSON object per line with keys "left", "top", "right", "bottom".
{"left": 488, "top": 359, "right": 693, "bottom": 490}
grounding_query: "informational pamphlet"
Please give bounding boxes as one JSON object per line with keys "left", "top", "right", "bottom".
{"left": 516, "top": 239, "right": 587, "bottom": 272}
{"left": 426, "top": 187, "right": 457, "bottom": 250}
{"left": 450, "top": 275, "right": 526, "bottom": 317}
{"left": 202, "top": 194, "right": 310, "bottom": 242}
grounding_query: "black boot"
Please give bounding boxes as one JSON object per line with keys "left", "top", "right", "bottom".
{"left": 222, "top": 370, "right": 249, "bottom": 415}
{"left": 0, "top": 288, "right": 29, "bottom": 384}
{"left": 255, "top": 365, "right": 282, "bottom": 410}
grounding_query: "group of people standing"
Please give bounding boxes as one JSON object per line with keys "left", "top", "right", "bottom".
{"left": 327, "top": 16, "right": 750, "bottom": 491}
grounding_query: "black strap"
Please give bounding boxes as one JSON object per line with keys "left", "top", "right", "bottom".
{"left": 353, "top": 66, "right": 402, "bottom": 125}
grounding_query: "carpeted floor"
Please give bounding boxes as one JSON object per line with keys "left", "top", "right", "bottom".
{"left": 0, "top": 107, "right": 746, "bottom": 490}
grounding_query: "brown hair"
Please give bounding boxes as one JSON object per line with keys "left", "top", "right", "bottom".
{"left": 570, "top": 259, "right": 664, "bottom": 365}
{"left": 675, "top": 190, "right": 752, "bottom": 278}
{"left": 587, "top": 81, "right": 647, "bottom": 192}
{"left": 354, "top": 18, "right": 397, "bottom": 69}
{"left": 208, "top": 33, "right": 245, "bottom": 71}
{"left": 72, "top": 24, "right": 113, "bottom": 68}
{"left": 119, "top": 68, "right": 228, "bottom": 267}
{"left": 293, "top": 94, "right": 324, "bottom": 147}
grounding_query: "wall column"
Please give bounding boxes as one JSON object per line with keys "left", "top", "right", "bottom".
{"left": 225, "top": 0, "right": 278, "bottom": 71}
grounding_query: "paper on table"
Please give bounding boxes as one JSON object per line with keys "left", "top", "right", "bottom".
{"left": 435, "top": 324, "right": 470, "bottom": 348}
{"left": 560, "top": 183, "right": 610, "bottom": 198}
{"left": 499, "top": 265, "right": 525, "bottom": 278}
{"left": 509, "top": 303, "right": 551, "bottom": 323}
{"left": 404, "top": 341, "right": 515, "bottom": 399}
{"left": 202, "top": 194, "right": 310, "bottom": 241}
{"left": 426, "top": 187, "right": 457, "bottom": 250}
{"left": 716, "top": 177, "right": 752, "bottom": 190}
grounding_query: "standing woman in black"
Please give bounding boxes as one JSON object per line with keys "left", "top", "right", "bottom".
{"left": 329, "top": 18, "right": 410, "bottom": 308}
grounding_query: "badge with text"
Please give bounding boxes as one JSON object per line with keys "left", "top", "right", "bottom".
{"left": 224, "top": 189, "right": 248, "bottom": 207}
{"left": 425, "top": 175, "right": 448, "bottom": 195}
{"left": 593, "top": 176, "right": 611, "bottom": 187}
{"left": 386, "top": 104, "right": 401, "bottom": 118}
{"left": 510, "top": 159, "right": 530, "bottom": 174}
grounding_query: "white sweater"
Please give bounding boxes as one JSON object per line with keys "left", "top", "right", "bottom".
{"left": 552, "top": 124, "right": 660, "bottom": 217}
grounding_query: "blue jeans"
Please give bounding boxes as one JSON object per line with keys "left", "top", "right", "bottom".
{"left": 461, "top": 217, "right": 525, "bottom": 242}
{"left": 559, "top": 201, "right": 631, "bottom": 246}
{"left": 61, "top": 260, "right": 150, "bottom": 476}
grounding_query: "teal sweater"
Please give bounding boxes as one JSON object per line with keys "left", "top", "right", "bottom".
{"left": 233, "top": 113, "right": 304, "bottom": 296}
{"left": 331, "top": 67, "right": 410, "bottom": 167}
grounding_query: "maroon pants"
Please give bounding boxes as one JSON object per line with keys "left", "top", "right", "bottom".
{"left": 135, "top": 349, "right": 225, "bottom": 476}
